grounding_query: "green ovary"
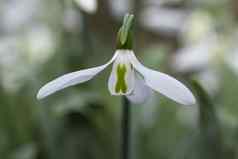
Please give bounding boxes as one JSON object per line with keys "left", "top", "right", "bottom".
{"left": 115, "top": 64, "right": 128, "bottom": 94}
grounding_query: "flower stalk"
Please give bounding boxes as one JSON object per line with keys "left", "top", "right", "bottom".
{"left": 121, "top": 97, "right": 131, "bottom": 159}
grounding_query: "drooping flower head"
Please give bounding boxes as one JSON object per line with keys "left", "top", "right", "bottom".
{"left": 37, "top": 14, "right": 196, "bottom": 105}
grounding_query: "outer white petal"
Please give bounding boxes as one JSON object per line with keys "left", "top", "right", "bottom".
{"left": 126, "top": 74, "right": 152, "bottom": 104}
{"left": 37, "top": 52, "right": 118, "bottom": 100}
{"left": 74, "top": 0, "right": 97, "bottom": 14}
{"left": 108, "top": 50, "right": 135, "bottom": 95}
{"left": 128, "top": 51, "right": 196, "bottom": 105}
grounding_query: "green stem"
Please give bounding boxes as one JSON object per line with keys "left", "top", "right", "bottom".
{"left": 121, "top": 97, "right": 131, "bottom": 159}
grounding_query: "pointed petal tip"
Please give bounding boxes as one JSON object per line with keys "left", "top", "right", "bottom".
{"left": 36, "top": 84, "right": 54, "bottom": 100}
{"left": 36, "top": 94, "right": 42, "bottom": 100}
{"left": 36, "top": 89, "right": 46, "bottom": 100}
{"left": 181, "top": 91, "right": 196, "bottom": 106}
{"left": 191, "top": 94, "right": 197, "bottom": 105}
{"left": 36, "top": 94, "right": 43, "bottom": 100}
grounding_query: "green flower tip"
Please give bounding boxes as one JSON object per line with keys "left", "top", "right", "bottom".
{"left": 116, "top": 13, "right": 134, "bottom": 50}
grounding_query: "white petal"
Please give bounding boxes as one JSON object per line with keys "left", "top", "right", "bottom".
{"left": 74, "top": 0, "right": 97, "bottom": 14}
{"left": 37, "top": 52, "right": 118, "bottom": 99}
{"left": 108, "top": 50, "right": 135, "bottom": 95}
{"left": 128, "top": 51, "right": 196, "bottom": 105}
{"left": 126, "top": 74, "right": 152, "bottom": 104}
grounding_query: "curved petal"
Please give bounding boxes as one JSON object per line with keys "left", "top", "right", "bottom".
{"left": 108, "top": 51, "right": 135, "bottom": 95}
{"left": 37, "top": 53, "right": 118, "bottom": 99}
{"left": 128, "top": 51, "right": 196, "bottom": 105}
{"left": 126, "top": 74, "right": 152, "bottom": 104}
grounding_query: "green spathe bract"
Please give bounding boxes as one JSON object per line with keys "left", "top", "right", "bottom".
{"left": 120, "top": 14, "right": 134, "bottom": 45}
{"left": 116, "top": 14, "right": 134, "bottom": 50}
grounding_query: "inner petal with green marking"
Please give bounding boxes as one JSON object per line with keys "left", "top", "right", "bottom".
{"left": 108, "top": 51, "right": 135, "bottom": 95}
{"left": 115, "top": 64, "right": 127, "bottom": 93}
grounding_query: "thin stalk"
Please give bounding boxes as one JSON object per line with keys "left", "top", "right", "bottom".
{"left": 121, "top": 97, "right": 131, "bottom": 159}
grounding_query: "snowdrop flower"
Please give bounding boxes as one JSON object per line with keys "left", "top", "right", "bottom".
{"left": 171, "top": 11, "right": 219, "bottom": 73}
{"left": 37, "top": 14, "right": 195, "bottom": 105}
{"left": 109, "top": 0, "right": 132, "bottom": 18}
{"left": 63, "top": 8, "right": 82, "bottom": 32}
{"left": 2, "top": 0, "right": 40, "bottom": 32}
{"left": 0, "top": 37, "right": 30, "bottom": 93}
{"left": 140, "top": 7, "right": 187, "bottom": 36}
{"left": 180, "top": 11, "right": 214, "bottom": 44}
{"left": 74, "top": 0, "right": 97, "bottom": 14}
{"left": 25, "top": 26, "right": 56, "bottom": 65}
{"left": 171, "top": 34, "right": 218, "bottom": 72}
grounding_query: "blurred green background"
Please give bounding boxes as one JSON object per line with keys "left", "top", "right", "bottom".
{"left": 1, "top": 0, "right": 238, "bottom": 158}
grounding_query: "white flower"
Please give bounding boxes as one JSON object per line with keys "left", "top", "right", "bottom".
{"left": 109, "top": 0, "right": 132, "bottom": 18}
{"left": 25, "top": 26, "right": 56, "bottom": 65}
{"left": 140, "top": 7, "right": 186, "bottom": 36}
{"left": 2, "top": 0, "right": 40, "bottom": 32}
{"left": 171, "top": 34, "right": 218, "bottom": 72}
{"left": 180, "top": 11, "right": 214, "bottom": 44}
{"left": 74, "top": 0, "right": 97, "bottom": 14}
{"left": 37, "top": 50, "right": 195, "bottom": 105}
